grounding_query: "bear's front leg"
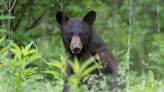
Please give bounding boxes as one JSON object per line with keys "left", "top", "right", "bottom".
{"left": 96, "top": 47, "right": 117, "bottom": 75}
{"left": 96, "top": 47, "right": 118, "bottom": 92}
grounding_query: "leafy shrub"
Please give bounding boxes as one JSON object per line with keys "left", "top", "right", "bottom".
{"left": 0, "top": 37, "right": 42, "bottom": 92}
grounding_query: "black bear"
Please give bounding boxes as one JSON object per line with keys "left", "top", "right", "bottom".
{"left": 56, "top": 10, "right": 117, "bottom": 91}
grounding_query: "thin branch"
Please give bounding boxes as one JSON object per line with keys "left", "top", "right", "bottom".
{"left": 156, "top": 0, "right": 160, "bottom": 80}
{"left": 11, "top": 0, "right": 33, "bottom": 31}
{"left": 8, "top": 0, "right": 11, "bottom": 40}
{"left": 56, "top": 0, "right": 65, "bottom": 11}
{"left": 11, "top": 0, "right": 18, "bottom": 13}
{"left": 25, "top": 12, "right": 46, "bottom": 31}
{"left": 126, "top": 0, "right": 133, "bottom": 91}
{"left": 1, "top": 0, "right": 8, "bottom": 10}
{"left": 9, "top": 0, "right": 17, "bottom": 12}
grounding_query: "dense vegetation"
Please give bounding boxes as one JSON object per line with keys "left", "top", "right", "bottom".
{"left": 0, "top": 0, "right": 164, "bottom": 92}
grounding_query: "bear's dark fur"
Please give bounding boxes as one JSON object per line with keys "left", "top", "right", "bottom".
{"left": 56, "top": 10, "right": 117, "bottom": 91}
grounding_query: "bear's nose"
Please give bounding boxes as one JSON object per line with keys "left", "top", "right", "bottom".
{"left": 73, "top": 47, "right": 80, "bottom": 53}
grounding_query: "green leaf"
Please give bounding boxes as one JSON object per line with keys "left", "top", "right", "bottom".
{"left": 22, "top": 48, "right": 36, "bottom": 57}
{"left": 60, "top": 55, "right": 66, "bottom": 66}
{"left": 69, "top": 75, "right": 79, "bottom": 86}
{"left": 23, "top": 67, "right": 38, "bottom": 77}
{"left": 0, "top": 16, "right": 15, "bottom": 20}
{"left": 81, "top": 65, "right": 98, "bottom": 78}
{"left": 26, "top": 53, "right": 41, "bottom": 64}
{"left": 0, "top": 29, "right": 7, "bottom": 33}
{"left": 10, "top": 48, "right": 21, "bottom": 60}
{"left": 0, "top": 36, "right": 6, "bottom": 44}
{"left": 25, "top": 42, "right": 33, "bottom": 52}
{"left": 0, "top": 44, "right": 11, "bottom": 54}
{"left": 44, "top": 70, "right": 62, "bottom": 79}
{"left": 10, "top": 42, "right": 20, "bottom": 50}
{"left": 80, "top": 57, "right": 95, "bottom": 74}
{"left": 148, "top": 71, "right": 155, "bottom": 81}
{"left": 47, "top": 61, "right": 62, "bottom": 69}
{"left": 26, "top": 49, "right": 36, "bottom": 55}
{"left": 10, "top": 42, "right": 21, "bottom": 58}
{"left": 73, "top": 56, "right": 80, "bottom": 75}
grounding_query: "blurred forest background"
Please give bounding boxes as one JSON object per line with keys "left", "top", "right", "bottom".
{"left": 0, "top": 0, "right": 164, "bottom": 92}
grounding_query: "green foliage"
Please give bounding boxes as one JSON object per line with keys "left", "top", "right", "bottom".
{"left": 67, "top": 55, "right": 101, "bottom": 92}
{"left": 70, "top": 55, "right": 101, "bottom": 78}
{"left": 0, "top": 37, "right": 42, "bottom": 92}
{"left": 148, "top": 34, "right": 164, "bottom": 77}
{"left": 45, "top": 54, "right": 101, "bottom": 92}
{"left": 128, "top": 71, "right": 164, "bottom": 92}
{"left": 44, "top": 55, "right": 66, "bottom": 80}
{"left": 0, "top": 35, "right": 163, "bottom": 92}
{"left": 0, "top": 16, "right": 15, "bottom": 20}
{"left": 0, "top": 0, "right": 164, "bottom": 92}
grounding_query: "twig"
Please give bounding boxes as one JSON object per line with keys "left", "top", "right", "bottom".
{"left": 1, "top": 0, "right": 5, "bottom": 46}
{"left": 9, "top": 0, "right": 16, "bottom": 12}
{"left": 25, "top": 12, "right": 45, "bottom": 31}
{"left": 11, "top": 0, "right": 33, "bottom": 30}
{"left": 126, "top": 0, "right": 133, "bottom": 91}
{"left": 156, "top": 0, "right": 160, "bottom": 80}
{"left": 1, "top": 0, "right": 8, "bottom": 10}
{"left": 56, "top": 0, "right": 65, "bottom": 11}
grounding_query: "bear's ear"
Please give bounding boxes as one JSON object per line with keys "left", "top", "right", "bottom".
{"left": 83, "top": 11, "right": 96, "bottom": 25}
{"left": 56, "top": 11, "right": 69, "bottom": 25}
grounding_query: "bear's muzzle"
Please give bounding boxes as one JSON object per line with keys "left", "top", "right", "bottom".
{"left": 70, "top": 35, "right": 82, "bottom": 54}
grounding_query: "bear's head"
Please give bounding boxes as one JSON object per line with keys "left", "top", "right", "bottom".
{"left": 56, "top": 11, "right": 96, "bottom": 54}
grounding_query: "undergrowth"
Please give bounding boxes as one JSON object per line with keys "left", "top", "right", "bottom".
{"left": 0, "top": 36, "right": 163, "bottom": 92}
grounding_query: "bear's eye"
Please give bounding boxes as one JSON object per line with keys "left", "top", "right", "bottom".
{"left": 68, "top": 32, "right": 73, "bottom": 36}
{"left": 79, "top": 33, "right": 85, "bottom": 36}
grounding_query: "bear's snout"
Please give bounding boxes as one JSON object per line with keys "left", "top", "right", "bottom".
{"left": 70, "top": 35, "right": 82, "bottom": 54}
